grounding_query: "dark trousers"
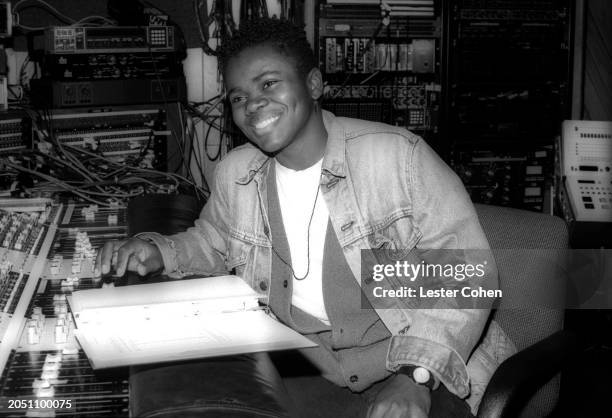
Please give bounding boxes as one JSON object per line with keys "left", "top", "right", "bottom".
{"left": 274, "top": 352, "right": 474, "bottom": 418}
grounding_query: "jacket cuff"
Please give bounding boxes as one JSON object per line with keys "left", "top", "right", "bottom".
{"left": 134, "top": 232, "right": 179, "bottom": 274}
{"left": 386, "top": 335, "right": 470, "bottom": 398}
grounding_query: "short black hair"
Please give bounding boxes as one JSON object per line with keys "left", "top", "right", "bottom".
{"left": 218, "top": 17, "right": 317, "bottom": 79}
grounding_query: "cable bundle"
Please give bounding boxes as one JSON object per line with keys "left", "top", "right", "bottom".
{"left": 3, "top": 105, "right": 210, "bottom": 207}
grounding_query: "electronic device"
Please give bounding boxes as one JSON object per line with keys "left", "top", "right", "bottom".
{"left": 31, "top": 77, "right": 187, "bottom": 107}
{"left": 0, "top": 75, "right": 7, "bottom": 111}
{"left": 0, "top": 1, "right": 11, "bottom": 38}
{"left": 561, "top": 120, "right": 612, "bottom": 223}
{"left": 322, "top": 98, "right": 393, "bottom": 125}
{"left": 44, "top": 26, "right": 176, "bottom": 54}
{"left": 0, "top": 111, "right": 31, "bottom": 155}
{"left": 314, "top": 0, "right": 441, "bottom": 141}
{"left": 446, "top": 0, "right": 571, "bottom": 214}
{"left": 34, "top": 26, "right": 186, "bottom": 108}
{"left": 41, "top": 105, "right": 171, "bottom": 168}
{"left": 40, "top": 51, "right": 183, "bottom": 81}
{"left": 325, "top": 0, "right": 434, "bottom": 17}
{"left": 453, "top": 149, "right": 553, "bottom": 213}
{"left": 0, "top": 202, "right": 130, "bottom": 417}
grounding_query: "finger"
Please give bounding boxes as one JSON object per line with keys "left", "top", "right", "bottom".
{"left": 94, "top": 249, "right": 102, "bottom": 277}
{"left": 115, "top": 243, "right": 138, "bottom": 277}
{"left": 136, "top": 248, "right": 150, "bottom": 276}
{"left": 367, "top": 403, "right": 386, "bottom": 418}
{"left": 136, "top": 262, "right": 148, "bottom": 276}
{"left": 397, "top": 402, "right": 426, "bottom": 418}
{"left": 125, "top": 250, "right": 148, "bottom": 276}
{"left": 95, "top": 242, "right": 107, "bottom": 275}
{"left": 111, "top": 249, "right": 118, "bottom": 270}
{"left": 382, "top": 403, "right": 403, "bottom": 418}
{"left": 97, "top": 241, "right": 119, "bottom": 275}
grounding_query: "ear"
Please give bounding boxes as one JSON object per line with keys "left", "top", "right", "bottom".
{"left": 306, "top": 68, "right": 324, "bottom": 101}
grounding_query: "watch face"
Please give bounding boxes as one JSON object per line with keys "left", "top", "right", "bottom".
{"left": 413, "top": 367, "right": 431, "bottom": 384}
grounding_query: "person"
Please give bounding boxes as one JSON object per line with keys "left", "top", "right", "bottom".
{"left": 96, "top": 17, "right": 515, "bottom": 418}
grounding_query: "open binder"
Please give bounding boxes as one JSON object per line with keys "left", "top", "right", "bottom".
{"left": 67, "top": 275, "right": 316, "bottom": 369}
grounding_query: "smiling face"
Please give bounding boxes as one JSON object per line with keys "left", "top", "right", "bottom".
{"left": 224, "top": 44, "right": 327, "bottom": 169}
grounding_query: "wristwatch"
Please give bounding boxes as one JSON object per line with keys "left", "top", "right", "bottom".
{"left": 397, "top": 365, "right": 439, "bottom": 390}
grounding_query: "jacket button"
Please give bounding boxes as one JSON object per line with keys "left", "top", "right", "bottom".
{"left": 364, "top": 276, "right": 373, "bottom": 285}
{"left": 283, "top": 280, "right": 288, "bottom": 288}
{"left": 259, "top": 281, "right": 268, "bottom": 291}
{"left": 349, "top": 375, "right": 359, "bottom": 383}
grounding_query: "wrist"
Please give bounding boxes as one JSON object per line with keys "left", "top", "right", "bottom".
{"left": 133, "top": 232, "right": 172, "bottom": 271}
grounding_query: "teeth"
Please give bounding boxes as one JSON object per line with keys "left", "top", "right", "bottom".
{"left": 255, "top": 116, "right": 279, "bottom": 129}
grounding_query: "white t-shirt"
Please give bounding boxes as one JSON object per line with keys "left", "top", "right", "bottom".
{"left": 275, "top": 158, "right": 330, "bottom": 325}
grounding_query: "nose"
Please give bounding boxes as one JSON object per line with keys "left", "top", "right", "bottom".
{"left": 245, "top": 95, "right": 268, "bottom": 114}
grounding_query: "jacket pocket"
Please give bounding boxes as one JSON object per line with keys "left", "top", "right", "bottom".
{"left": 227, "top": 230, "right": 251, "bottom": 271}
{"left": 367, "top": 213, "right": 420, "bottom": 259}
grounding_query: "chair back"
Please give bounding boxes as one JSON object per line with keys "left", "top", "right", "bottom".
{"left": 475, "top": 204, "right": 568, "bottom": 417}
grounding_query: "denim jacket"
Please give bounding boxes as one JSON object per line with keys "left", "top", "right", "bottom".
{"left": 143, "top": 111, "right": 516, "bottom": 405}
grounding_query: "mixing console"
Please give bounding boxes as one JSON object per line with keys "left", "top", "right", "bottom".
{"left": 0, "top": 201, "right": 130, "bottom": 417}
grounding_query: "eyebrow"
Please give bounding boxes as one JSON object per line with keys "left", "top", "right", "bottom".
{"left": 227, "top": 70, "right": 282, "bottom": 95}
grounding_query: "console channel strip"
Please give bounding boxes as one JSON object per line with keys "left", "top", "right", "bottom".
{"left": 0, "top": 204, "right": 59, "bottom": 343}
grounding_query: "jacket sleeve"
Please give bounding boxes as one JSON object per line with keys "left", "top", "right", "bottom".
{"left": 385, "top": 137, "right": 497, "bottom": 399}
{"left": 138, "top": 161, "right": 232, "bottom": 277}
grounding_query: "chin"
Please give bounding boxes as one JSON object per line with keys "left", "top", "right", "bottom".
{"left": 252, "top": 134, "right": 289, "bottom": 154}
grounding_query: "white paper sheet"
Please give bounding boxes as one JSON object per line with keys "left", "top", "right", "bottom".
{"left": 75, "top": 310, "right": 316, "bottom": 368}
{"left": 68, "top": 275, "right": 259, "bottom": 311}
{"left": 68, "top": 275, "right": 316, "bottom": 368}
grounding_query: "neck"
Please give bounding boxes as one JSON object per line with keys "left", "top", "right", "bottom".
{"left": 275, "top": 108, "right": 328, "bottom": 170}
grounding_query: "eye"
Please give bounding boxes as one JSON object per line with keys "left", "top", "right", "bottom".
{"left": 230, "top": 96, "right": 246, "bottom": 104}
{"left": 262, "top": 80, "right": 278, "bottom": 89}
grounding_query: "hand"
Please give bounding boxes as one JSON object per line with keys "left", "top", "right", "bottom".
{"left": 95, "top": 237, "right": 164, "bottom": 277}
{"left": 367, "top": 374, "right": 431, "bottom": 418}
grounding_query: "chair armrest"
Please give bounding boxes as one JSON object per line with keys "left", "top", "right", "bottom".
{"left": 477, "top": 330, "right": 579, "bottom": 418}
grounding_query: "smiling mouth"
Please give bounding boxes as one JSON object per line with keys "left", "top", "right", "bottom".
{"left": 253, "top": 115, "right": 280, "bottom": 130}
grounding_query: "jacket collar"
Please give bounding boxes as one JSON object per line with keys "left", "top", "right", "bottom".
{"left": 321, "top": 110, "right": 346, "bottom": 179}
{"left": 235, "top": 153, "right": 271, "bottom": 185}
{"left": 235, "top": 110, "right": 346, "bottom": 185}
